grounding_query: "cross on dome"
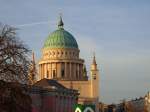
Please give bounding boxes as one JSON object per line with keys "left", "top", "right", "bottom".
{"left": 58, "top": 14, "right": 64, "bottom": 29}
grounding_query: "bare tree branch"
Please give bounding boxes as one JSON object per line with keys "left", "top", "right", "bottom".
{"left": 0, "top": 24, "right": 31, "bottom": 83}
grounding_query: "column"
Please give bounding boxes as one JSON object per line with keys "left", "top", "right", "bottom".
{"left": 65, "top": 62, "right": 67, "bottom": 79}
{"left": 51, "top": 63, "right": 53, "bottom": 78}
{"left": 43, "top": 64, "right": 44, "bottom": 78}
{"left": 40, "top": 64, "right": 42, "bottom": 79}
{"left": 51, "top": 63, "right": 52, "bottom": 78}
{"left": 48, "top": 63, "right": 50, "bottom": 78}
{"left": 44, "top": 64, "right": 47, "bottom": 78}
{"left": 58, "top": 62, "right": 61, "bottom": 78}
{"left": 56, "top": 63, "right": 57, "bottom": 78}
{"left": 71, "top": 63, "right": 73, "bottom": 79}
{"left": 74, "top": 63, "right": 76, "bottom": 79}
{"left": 41, "top": 64, "right": 43, "bottom": 79}
{"left": 45, "top": 63, "right": 49, "bottom": 78}
{"left": 77, "top": 64, "right": 80, "bottom": 80}
{"left": 81, "top": 64, "right": 83, "bottom": 79}
{"left": 72, "top": 63, "right": 74, "bottom": 79}
{"left": 79, "top": 64, "right": 81, "bottom": 79}
{"left": 70, "top": 62, "right": 72, "bottom": 80}
{"left": 39, "top": 64, "right": 41, "bottom": 79}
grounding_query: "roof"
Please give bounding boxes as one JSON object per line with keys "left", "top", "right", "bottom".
{"left": 34, "top": 78, "right": 67, "bottom": 90}
{"left": 43, "top": 17, "right": 78, "bottom": 49}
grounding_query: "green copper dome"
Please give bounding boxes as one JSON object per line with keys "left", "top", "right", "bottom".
{"left": 43, "top": 16, "right": 78, "bottom": 49}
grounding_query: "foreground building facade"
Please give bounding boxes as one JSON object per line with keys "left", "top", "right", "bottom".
{"left": 30, "top": 79, "right": 78, "bottom": 112}
{"left": 38, "top": 16, "right": 100, "bottom": 111}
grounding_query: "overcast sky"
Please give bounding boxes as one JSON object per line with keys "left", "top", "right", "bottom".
{"left": 0, "top": 0, "right": 150, "bottom": 104}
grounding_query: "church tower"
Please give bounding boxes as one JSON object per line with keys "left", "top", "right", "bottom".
{"left": 90, "top": 54, "right": 99, "bottom": 99}
{"left": 90, "top": 54, "right": 100, "bottom": 112}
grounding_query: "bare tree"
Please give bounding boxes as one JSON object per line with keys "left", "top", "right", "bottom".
{"left": 0, "top": 80, "right": 32, "bottom": 112}
{"left": 0, "top": 24, "right": 31, "bottom": 83}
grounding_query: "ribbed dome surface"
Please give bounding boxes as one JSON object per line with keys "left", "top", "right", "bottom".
{"left": 44, "top": 28, "right": 78, "bottom": 49}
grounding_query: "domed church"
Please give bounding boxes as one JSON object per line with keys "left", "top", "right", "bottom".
{"left": 38, "top": 16, "right": 100, "bottom": 111}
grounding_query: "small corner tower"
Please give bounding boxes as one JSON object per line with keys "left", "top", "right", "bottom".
{"left": 90, "top": 53, "right": 99, "bottom": 99}
{"left": 90, "top": 53, "right": 100, "bottom": 112}
{"left": 28, "top": 52, "right": 37, "bottom": 85}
